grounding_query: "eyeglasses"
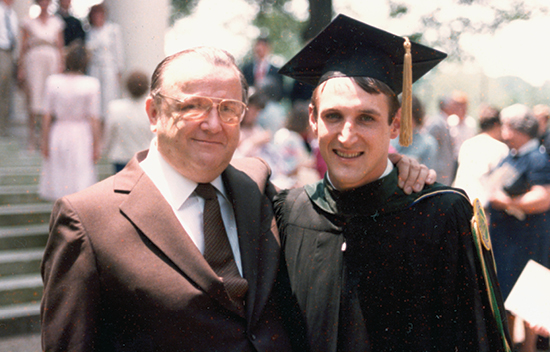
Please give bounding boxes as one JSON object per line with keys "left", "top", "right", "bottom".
{"left": 155, "top": 93, "right": 248, "bottom": 125}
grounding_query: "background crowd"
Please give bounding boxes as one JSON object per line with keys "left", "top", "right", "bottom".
{"left": 1, "top": 1, "right": 549, "bottom": 351}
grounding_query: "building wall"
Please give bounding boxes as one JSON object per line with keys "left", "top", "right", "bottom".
{"left": 107, "top": 0, "right": 169, "bottom": 78}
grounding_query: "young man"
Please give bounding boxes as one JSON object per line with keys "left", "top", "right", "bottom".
{"left": 275, "top": 14, "right": 511, "bottom": 351}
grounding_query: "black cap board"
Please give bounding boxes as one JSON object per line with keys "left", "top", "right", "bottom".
{"left": 279, "top": 14, "right": 447, "bottom": 95}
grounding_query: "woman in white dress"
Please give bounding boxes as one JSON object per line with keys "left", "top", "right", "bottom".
{"left": 39, "top": 43, "right": 101, "bottom": 202}
{"left": 18, "top": 0, "right": 64, "bottom": 150}
{"left": 86, "top": 3, "right": 124, "bottom": 121}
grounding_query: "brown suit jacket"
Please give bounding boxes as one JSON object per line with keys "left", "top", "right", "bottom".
{"left": 41, "top": 150, "right": 305, "bottom": 352}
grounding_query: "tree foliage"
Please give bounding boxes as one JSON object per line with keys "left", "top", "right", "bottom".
{"left": 170, "top": 0, "right": 549, "bottom": 62}
{"left": 170, "top": 0, "right": 199, "bottom": 23}
{"left": 388, "top": 0, "right": 549, "bottom": 61}
{"left": 249, "top": 2, "right": 306, "bottom": 61}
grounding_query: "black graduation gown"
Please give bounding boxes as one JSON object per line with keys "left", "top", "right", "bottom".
{"left": 274, "top": 168, "right": 509, "bottom": 352}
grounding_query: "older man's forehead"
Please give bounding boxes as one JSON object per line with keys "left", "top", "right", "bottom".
{"left": 157, "top": 59, "right": 242, "bottom": 104}
{"left": 163, "top": 56, "right": 236, "bottom": 85}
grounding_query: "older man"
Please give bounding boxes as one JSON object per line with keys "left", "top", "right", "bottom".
{"left": 489, "top": 104, "right": 550, "bottom": 352}
{"left": 41, "top": 46, "right": 433, "bottom": 351}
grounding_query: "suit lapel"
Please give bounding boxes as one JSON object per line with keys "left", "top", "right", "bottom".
{"left": 223, "top": 164, "right": 280, "bottom": 328}
{"left": 115, "top": 153, "right": 241, "bottom": 316}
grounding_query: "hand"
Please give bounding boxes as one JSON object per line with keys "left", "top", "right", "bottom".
{"left": 92, "top": 143, "right": 102, "bottom": 163}
{"left": 17, "top": 66, "right": 26, "bottom": 90}
{"left": 527, "top": 322, "right": 550, "bottom": 337}
{"left": 488, "top": 190, "right": 510, "bottom": 211}
{"left": 389, "top": 153, "right": 436, "bottom": 195}
{"left": 40, "top": 141, "right": 49, "bottom": 159}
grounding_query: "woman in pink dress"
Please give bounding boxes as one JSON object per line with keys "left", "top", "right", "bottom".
{"left": 18, "top": 0, "right": 64, "bottom": 151}
{"left": 39, "top": 43, "right": 101, "bottom": 201}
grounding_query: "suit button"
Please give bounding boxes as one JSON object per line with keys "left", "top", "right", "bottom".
{"left": 250, "top": 334, "right": 256, "bottom": 341}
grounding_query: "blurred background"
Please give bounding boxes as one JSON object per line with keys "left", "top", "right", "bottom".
{"left": 12, "top": 0, "right": 550, "bottom": 117}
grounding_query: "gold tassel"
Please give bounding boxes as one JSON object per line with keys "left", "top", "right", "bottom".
{"left": 400, "top": 37, "right": 413, "bottom": 147}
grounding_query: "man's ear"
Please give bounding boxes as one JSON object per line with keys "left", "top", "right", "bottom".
{"left": 146, "top": 96, "right": 159, "bottom": 133}
{"left": 309, "top": 104, "right": 318, "bottom": 136}
{"left": 390, "top": 108, "right": 401, "bottom": 140}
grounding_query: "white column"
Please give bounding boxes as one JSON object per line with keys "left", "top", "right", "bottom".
{"left": 106, "top": 0, "right": 170, "bottom": 78}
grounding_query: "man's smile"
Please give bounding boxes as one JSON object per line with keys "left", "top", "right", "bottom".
{"left": 334, "top": 150, "right": 363, "bottom": 158}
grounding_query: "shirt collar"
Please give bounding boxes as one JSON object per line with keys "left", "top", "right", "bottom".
{"left": 511, "top": 138, "right": 539, "bottom": 157}
{"left": 326, "top": 158, "right": 393, "bottom": 189}
{"left": 140, "top": 138, "right": 227, "bottom": 210}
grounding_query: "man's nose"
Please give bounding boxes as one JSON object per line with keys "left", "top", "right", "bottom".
{"left": 201, "top": 106, "right": 223, "bottom": 132}
{"left": 338, "top": 121, "right": 357, "bottom": 144}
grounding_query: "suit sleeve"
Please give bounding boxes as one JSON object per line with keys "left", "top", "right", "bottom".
{"left": 41, "top": 198, "right": 101, "bottom": 352}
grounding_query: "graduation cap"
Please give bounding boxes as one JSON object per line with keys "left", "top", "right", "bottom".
{"left": 279, "top": 14, "right": 447, "bottom": 146}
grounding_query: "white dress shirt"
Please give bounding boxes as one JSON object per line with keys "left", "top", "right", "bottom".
{"left": 140, "top": 139, "right": 242, "bottom": 275}
{"left": 453, "top": 133, "right": 509, "bottom": 207}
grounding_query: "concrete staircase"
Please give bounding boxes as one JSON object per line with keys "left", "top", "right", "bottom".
{"left": 0, "top": 138, "right": 49, "bottom": 337}
{"left": 0, "top": 135, "right": 113, "bottom": 337}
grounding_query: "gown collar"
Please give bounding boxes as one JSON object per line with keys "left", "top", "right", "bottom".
{"left": 305, "top": 168, "right": 414, "bottom": 217}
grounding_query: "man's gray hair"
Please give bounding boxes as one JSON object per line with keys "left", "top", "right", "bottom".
{"left": 149, "top": 46, "right": 249, "bottom": 103}
{"left": 500, "top": 103, "right": 539, "bottom": 139}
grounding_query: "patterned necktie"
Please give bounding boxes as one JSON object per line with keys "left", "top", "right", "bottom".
{"left": 195, "top": 183, "right": 248, "bottom": 312}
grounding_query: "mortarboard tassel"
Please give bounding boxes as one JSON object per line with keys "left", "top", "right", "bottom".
{"left": 400, "top": 37, "right": 413, "bottom": 147}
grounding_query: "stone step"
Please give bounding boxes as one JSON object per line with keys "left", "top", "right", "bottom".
{"left": 0, "top": 224, "right": 49, "bottom": 251}
{"left": 0, "top": 174, "right": 40, "bottom": 187}
{"left": 0, "top": 302, "right": 41, "bottom": 337}
{"left": 0, "top": 164, "right": 114, "bottom": 186}
{"left": 0, "top": 274, "right": 42, "bottom": 306}
{"left": 0, "top": 138, "right": 21, "bottom": 152}
{"left": 0, "top": 166, "right": 41, "bottom": 187}
{"left": 0, "top": 156, "right": 42, "bottom": 168}
{"left": 0, "top": 249, "right": 43, "bottom": 278}
{"left": 0, "top": 140, "right": 42, "bottom": 167}
{"left": 0, "top": 204, "right": 52, "bottom": 228}
{"left": 0, "top": 185, "right": 44, "bottom": 205}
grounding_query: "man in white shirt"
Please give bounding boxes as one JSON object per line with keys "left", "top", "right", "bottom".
{"left": 454, "top": 105, "right": 509, "bottom": 208}
{"left": 104, "top": 70, "right": 154, "bottom": 172}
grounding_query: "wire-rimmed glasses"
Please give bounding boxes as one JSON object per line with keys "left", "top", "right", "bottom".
{"left": 155, "top": 93, "right": 248, "bottom": 125}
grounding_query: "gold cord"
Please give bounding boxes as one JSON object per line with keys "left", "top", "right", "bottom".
{"left": 400, "top": 37, "right": 413, "bottom": 147}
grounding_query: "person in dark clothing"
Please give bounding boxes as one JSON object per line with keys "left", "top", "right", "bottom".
{"left": 275, "top": 14, "right": 512, "bottom": 352}
{"left": 241, "top": 37, "right": 284, "bottom": 102}
{"left": 57, "top": 0, "right": 85, "bottom": 46}
{"left": 489, "top": 104, "right": 550, "bottom": 352}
